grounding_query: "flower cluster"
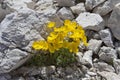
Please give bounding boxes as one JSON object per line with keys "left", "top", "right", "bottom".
{"left": 32, "top": 20, "right": 87, "bottom": 54}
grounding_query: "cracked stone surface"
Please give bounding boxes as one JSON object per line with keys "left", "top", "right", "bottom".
{"left": 0, "top": 0, "right": 57, "bottom": 73}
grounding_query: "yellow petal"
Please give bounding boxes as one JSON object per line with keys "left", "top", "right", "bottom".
{"left": 32, "top": 40, "right": 48, "bottom": 50}
{"left": 47, "top": 22, "right": 55, "bottom": 28}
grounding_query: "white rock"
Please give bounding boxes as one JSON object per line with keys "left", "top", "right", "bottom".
{"left": 0, "top": 8, "right": 55, "bottom": 73}
{"left": 57, "top": 7, "right": 74, "bottom": 20}
{"left": 108, "top": 3, "right": 120, "bottom": 40}
{"left": 93, "top": 0, "right": 112, "bottom": 16}
{"left": 54, "top": 0, "right": 75, "bottom": 7}
{"left": 98, "top": 46, "right": 117, "bottom": 63}
{"left": 85, "top": 0, "right": 106, "bottom": 11}
{"left": 70, "top": 3, "right": 86, "bottom": 15}
{"left": 94, "top": 62, "right": 115, "bottom": 72}
{"left": 76, "top": 12, "right": 104, "bottom": 31}
{"left": 5, "top": 0, "right": 32, "bottom": 10}
{"left": 0, "top": 1, "right": 14, "bottom": 22}
{"left": 87, "top": 71, "right": 97, "bottom": 76}
{"left": 113, "top": 59, "right": 120, "bottom": 74}
{"left": 99, "top": 29, "right": 114, "bottom": 47}
{"left": 87, "top": 39, "right": 102, "bottom": 54}
{"left": 83, "top": 50, "right": 93, "bottom": 67}
{"left": 98, "top": 71, "right": 120, "bottom": 80}
{"left": 0, "top": 49, "right": 30, "bottom": 73}
{"left": 92, "top": 0, "right": 120, "bottom": 16}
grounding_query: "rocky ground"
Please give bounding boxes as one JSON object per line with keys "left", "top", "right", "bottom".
{"left": 0, "top": 0, "right": 120, "bottom": 80}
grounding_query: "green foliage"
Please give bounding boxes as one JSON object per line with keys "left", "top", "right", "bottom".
{"left": 26, "top": 48, "right": 77, "bottom": 67}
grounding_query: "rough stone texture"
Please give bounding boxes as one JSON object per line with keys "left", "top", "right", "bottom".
{"left": 87, "top": 39, "right": 102, "bottom": 54}
{"left": 113, "top": 59, "right": 120, "bottom": 74}
{"left": 94, "top": 62, "right": 115, "bottom": 72}
{"left": 99, "top": 29, "right": 114, "bottom": 47}
{"left": 93, "top": 0, "right": 112, "bottom": 16}
{"left": 98, "top": 46, "right": 117, "bottom": 63}
{"left": 54, "top": 0, "right": 75, "bottom": 7}
{"left": 0, "top": 9, "right": 43, "bottom": 73}
{"left": 0, "top": 1, "right": 14, "bottom": 22}
{"left": 85, "top": 0, "right": 106, "bottom": 11}
{"left": 5, "top": 0, "right": 32, "bottom": 10}
{"left": 98, "top": 71, "right": 120, "bottom": 80}
{"left": 93, "top": 0, "right": 120, "bottom": 16}
{"left": 57, "top": 7, "right": 74, "bottom": 20}
{"left": 76, "top": 12, "right": 104, "bottom": 31}
{"left": 108, "top": 3, "right": 120, "bottom": 40}
{"left": 82, "top": 50, "right": 93, "bottom": 67}
{"left": 70, "top": 3, "right": 86, "bottom": 15}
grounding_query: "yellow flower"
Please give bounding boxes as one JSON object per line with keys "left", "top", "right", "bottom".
{"left": 32, "top": 40, "right": 48, "bottom": 50}
{"left": 68, "top": 42, "right": 79, "bottom": 53}
{"left": 47, "top": 22, "right": 55, "bottom": 28}
{"left": 32, "top": 20, "right": 88, "bottom": 54}
{"left": 47, "top": 32, "right": 58, "bottom": 42}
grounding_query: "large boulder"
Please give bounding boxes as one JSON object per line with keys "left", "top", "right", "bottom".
{"left": 0, "top": 9, "right": 43, "bottom": 73}
{"left": 108, "top": 3, "right": 120, "bottom": 40}
{"left": 93, "top": 0, "right": 120, "bottom": 16}
{"left": 76, "top": 12, "right": 104, "bottom": 31}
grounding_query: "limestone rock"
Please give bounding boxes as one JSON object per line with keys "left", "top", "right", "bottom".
{"left": 0, "top": 9, "right": 44, "bottom": 73}
{"left": 93, "top": 0, "right": 112, "bottom": 16}
{"left": 98, "top": 46, "right": 117, "bottom": 63}
{"left": 57, "top": 7, "right": 74, "bottom": 20}
{"left": 82, "top": 50, "right": 93, "bottom": 67}
{"left": 70, "top": 3, "right": 86, "bottom": 15}
{"left": 113, "top": 59, "right": 120, "bottom": 74}
{"left": 94, "top": 62, "right": 115, "bottom": 72}
{"left": 108, "top": 3, "right": 120, "bottom": 40}
{"left": 93, "top": 0, "right": 120, "bottom": 16}
{"left": 0, "top": 1, "right": 14, "bottom": 22}
{"left": 76, "top": 12, "right": 104, "bottom": 31}
{"left": 54, "top": 0, "right": 75, "bottom": 7}
{"left": 98, "top": 71, "right": 120, "bottom": 80}
{"left": 85, "top": 0, "right": 106, "bottom": 11}
{"left": 99, "top": 29, "right": 114, "bottom": 47}
{"left": 87, "top": 39, "right": 102, "bottom": 54}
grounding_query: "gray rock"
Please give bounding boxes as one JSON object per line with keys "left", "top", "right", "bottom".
{"left": 54, "top": 0, "right": 75, "bottom": 7}
{"left": 0, "top": 74, "right": 11, "bottom": 80}
{"left": 87, "top": 39, "right": 102, "bottom": 54}
{"left": 76, "top": 12, "right": 104, "bottom": 31}
{"left": 5, "top": 0, "right": 32, "bottom": 10}
{"left": 108, "top": 3, "right": 120, "bottom": 40}
{"left": 82, "top": 50, "right": 93, "bottom": 67}
{"left": 48, "top": 14, "right": 63, "bottom": 27}
{"left": 99, "top": 29, "right": 114, "bottom": 47}
{"left": 57, "top": 7, "right": 74, "bottom": 20}
{"left": 98, "top": 46, "right": 117, "bottom": 63}
{"left": 85, "top": 30, "right": 101, "bottom": 40}
{"left": 85, "top": 0, "right": 106, "bottom": 11}
{"left": 93, "top": 0, "right": 120, "bottom": 16}
{"left": 94, "top": 62, "right": 115, "bottom": 72}
{"left": 70, "top": 3, "right": 86, "bottom": 15}
{"left": 87, "top": 71, "right": 97, "bottom": 76}
{"left": 0, "top": 2, "right": 14, "bottom": 22}
{"left": 0, "top": 9, "right": 47, "bottom": 73}
{"left": 98, "top": 71, "right": 120, "bottom": 80}
{"left": 93, "top": 0, "right": 112, "bottom": 16}
{"left": 0, "top": 49, "right": 29, "bottom": 73}
{"left": 76, "top": 52, "right": 83, "bottom": 62}
{"left": 113, "top": 59, "right": 120, "bottom": 74}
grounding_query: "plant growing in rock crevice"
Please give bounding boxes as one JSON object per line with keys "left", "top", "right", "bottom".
{"left": 29, "top": 20, "right": 87, "bottom": 67}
